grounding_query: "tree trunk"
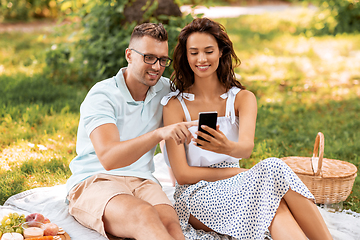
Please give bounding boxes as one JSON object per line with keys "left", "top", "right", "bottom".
{"left": 124, "top": 0, "right": 182, "bottom": 24}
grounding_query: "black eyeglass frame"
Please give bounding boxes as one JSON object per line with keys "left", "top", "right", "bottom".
{"left": 130, "top": 48, "right": 173, "bottom": 67}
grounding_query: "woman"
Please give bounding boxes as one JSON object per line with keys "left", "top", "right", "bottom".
{"left": 161, "top": 18, "right": 332, "bottom": 240}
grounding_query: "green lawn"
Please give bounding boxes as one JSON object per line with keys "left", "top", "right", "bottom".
{"left": 0, "top": 8, "right": 359, "bottom": 212}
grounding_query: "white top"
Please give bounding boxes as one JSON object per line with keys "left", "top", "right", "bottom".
{"left": 161, "top": 87, "right": 241, "bottom": 167}
{"left": 66, "top": 68, "right": 171, "bottom": 193}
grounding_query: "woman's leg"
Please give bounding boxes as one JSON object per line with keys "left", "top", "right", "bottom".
{"left": 191, "top": 200, "right": 308, "bottom": 240}
{"left": 283, "top": 189, "right": 333, "bottom": 240}
{"left": 188, "top": 214, "right": 214, "bottom": 232}
{"left": 269, "top": 199, "right": 307, "bottom": 240}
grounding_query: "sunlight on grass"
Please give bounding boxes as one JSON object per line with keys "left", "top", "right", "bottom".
{"left": 0, "top": 110, "right": 78, "bottom": 182}
{"left": 220, "top": 14, "right": 360, "bottom": 105}
{"left": 0, "top": 22, "right": 80, "bottom": 77}
{"left": 0, "top": 112, "right": 78, "bottom": 203}
{"left": 0, "top": 133, "right": 76, "bottom": 171}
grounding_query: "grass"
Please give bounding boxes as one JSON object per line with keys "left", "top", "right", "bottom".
{"left": 1, "top": 8, "right": 360, "bottom": 213}
{"left": 0, "top": 22, "right": 86, "bottom": 204}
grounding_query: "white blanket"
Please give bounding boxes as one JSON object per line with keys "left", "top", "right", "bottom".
{"left": 1, "top": 154, "right": 359, "bottom": 240}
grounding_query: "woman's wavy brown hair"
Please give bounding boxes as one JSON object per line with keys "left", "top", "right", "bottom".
{"left": 170, "top": 18, "right": 245, "bottom": 92}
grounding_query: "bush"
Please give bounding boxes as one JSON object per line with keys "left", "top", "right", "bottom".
{"left": 305, "top": 0, "right": 360, "bottom": 35}
{"left": 0, "top": 0, "right": 60, "bottom": 21}
{"left": 44, "top": 0, "right": 194, "bottom": 88}
{"left": 334, "top": 0, "right": 360, "bottom": 33}
{"left": 44, "top": 42, "right": 95, "bottom": 87}
{"left": 0, "top": 0, "right": 90, "bottom": 22}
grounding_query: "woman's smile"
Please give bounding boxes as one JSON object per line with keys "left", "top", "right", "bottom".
{"left": 196, "top": 65, "right": 211, "bottom": 71}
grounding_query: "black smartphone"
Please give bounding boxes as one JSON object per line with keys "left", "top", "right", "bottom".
{"left": 197, "top": 111, "right": 218, "bottom": 146}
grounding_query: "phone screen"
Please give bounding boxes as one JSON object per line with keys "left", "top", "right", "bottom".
{"left": 197, "top": 111, "right": 218, "bottom": 146}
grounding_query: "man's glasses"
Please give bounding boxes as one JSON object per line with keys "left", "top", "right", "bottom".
{"left": 130, "top": 49, "right": 172, "bottom": 67}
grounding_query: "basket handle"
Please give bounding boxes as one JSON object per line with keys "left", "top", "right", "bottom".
{"left": 311, "top": 132, "right": 324, "bottom": 176}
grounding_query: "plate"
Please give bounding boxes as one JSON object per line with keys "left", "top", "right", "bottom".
{"left": 56, "top": 227, "right": 70, "bottom": 240}
{"left": 52, "top": 227, "right": 70, "bottom": 240}
{"left": 58, "top": 232, "right": 71, "bottom": 240}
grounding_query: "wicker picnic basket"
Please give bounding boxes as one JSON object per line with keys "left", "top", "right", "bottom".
{"left": 281, "top": 132, "right": 357, "bottom": 204}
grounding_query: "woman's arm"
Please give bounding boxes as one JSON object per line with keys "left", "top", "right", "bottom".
{"left": 163, "top": 98, "right": 244, "bottom": 185}
{"left": 194, "top": 90, "right": 257, "bottom": 159}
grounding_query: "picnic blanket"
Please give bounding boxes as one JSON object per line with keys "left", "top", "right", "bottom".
{"left": 1, "top": 153, "right": 359, "bottom": 240}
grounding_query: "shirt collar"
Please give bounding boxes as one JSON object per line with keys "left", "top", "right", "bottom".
{"left": 115, "top": 67, "right": 164, "bottom": 105}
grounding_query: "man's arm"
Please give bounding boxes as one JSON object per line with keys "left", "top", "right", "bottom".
{"left": 90, "top": 122, "right": 196, "bottom": 171}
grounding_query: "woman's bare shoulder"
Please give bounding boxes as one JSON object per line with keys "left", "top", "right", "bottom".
{"left": 234, "top": 89, "right": 257, "bottom": 111}
{"left": 163, "top": 96, "right": 185, "bottom": 119}
{"left": 163, "top": 96, "right": 186, "bottom": 124}
{"left": 236, "top": 89, "right": 256, "bottom": 101}
{"left": 164, "top": 96, "right": 182, "bottom": 110}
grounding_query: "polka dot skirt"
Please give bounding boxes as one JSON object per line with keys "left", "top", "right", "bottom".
{"left": 174, "top": 158, "right": 315, "bottom": 240}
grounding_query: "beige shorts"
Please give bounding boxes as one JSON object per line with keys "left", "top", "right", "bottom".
{"left": 67, "top": 174, "right": 173, "bottom": 238}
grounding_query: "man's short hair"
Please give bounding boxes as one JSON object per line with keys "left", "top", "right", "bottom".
{"left": 130, "top": 23, "right": 168, "bottom": 44}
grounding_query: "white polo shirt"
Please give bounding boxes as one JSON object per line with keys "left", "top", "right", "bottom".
{"left": 66, "top": 68, "right": 170, "bottom": 193}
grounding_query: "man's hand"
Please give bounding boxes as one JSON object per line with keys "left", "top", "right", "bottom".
{"left": 158, "top": 121, "right": 197, "bottom": 145}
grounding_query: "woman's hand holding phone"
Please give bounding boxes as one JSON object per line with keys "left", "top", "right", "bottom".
{"left": 196, "top": 125, "right": 235, "bottom": 156}
{"left": 194, "top": 112, "right": 235, "bottom": 156}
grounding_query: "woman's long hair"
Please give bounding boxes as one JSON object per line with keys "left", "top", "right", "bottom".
{"left": 170, "top": 17, "right": 245, "bottom": 92}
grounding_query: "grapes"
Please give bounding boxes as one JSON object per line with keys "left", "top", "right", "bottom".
{"left": 0, "top": 212, "right": 26, "bottom": 235}
{"left": 1, "top": 216, "right": 9, "bottom": 226}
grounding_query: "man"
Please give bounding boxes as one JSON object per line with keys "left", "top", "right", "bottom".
{"left": 66, "top": 23, "right": 194, "bottom": 240}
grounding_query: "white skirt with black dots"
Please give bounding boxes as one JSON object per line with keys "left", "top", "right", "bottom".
{"left": 174, "top": 158, "right": 315, "bottom": 240}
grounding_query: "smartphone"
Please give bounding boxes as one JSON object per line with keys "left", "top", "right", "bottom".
{"left": 197, "top": 111, "right": 218, "bottom": 146}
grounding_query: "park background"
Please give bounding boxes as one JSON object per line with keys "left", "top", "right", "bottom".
{"left": 0, "top": 0, "right": 359, "bottom": 214}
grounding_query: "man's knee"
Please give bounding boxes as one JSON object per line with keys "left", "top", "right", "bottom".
{"left": 105, "top": 194, "right": 158, "bottom": 224}
{"left": 154, "top": 204, "right": 179, "bottom": 226}
{"left": 104, "top": 196, "right": 164, "bottom": 237}
{"left": 133, "top": 202, "right": 161, "bottom": 223}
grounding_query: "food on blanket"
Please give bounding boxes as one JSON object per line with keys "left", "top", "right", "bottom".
{"left": 0, "top": 232, "right": 24, "bottom": 240}
{"left": 0, "top": 213, "right": 62, "bottom": 240}
{"left": 40, "top": 224, "right": 58, "bottom": 236}
{"left": 25, "top": 214, "right": 45, "bottom": 225}
{"left": 22, "top": 222, "right": 44, "bottom": 238}
{"left": 0, "top": 213, "right": 26, "bottom": 235}
{"left": 41, "top": 219, "right": 50, "bottom": 225}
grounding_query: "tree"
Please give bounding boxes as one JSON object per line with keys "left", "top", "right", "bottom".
{"left": 45, "top": 0, "right": 193, "bottom": 87}
{"left": 124, "top": 0, "right": 182, "bottom": 23}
